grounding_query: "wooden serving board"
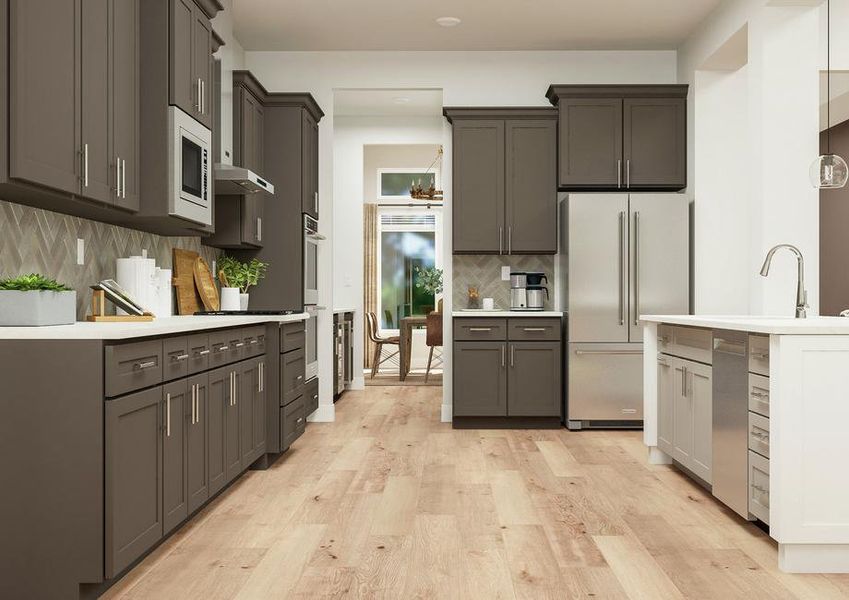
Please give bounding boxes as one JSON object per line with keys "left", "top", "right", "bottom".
{"left": 193, "top": 257, "right": 220, "bottom": 311}
{"left": 173, "top": 249, "right": 203, "bottom": 315}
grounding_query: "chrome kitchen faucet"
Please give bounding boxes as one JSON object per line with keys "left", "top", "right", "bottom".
{"left": 759, "top": 244, "right": 808, "bottom": 318}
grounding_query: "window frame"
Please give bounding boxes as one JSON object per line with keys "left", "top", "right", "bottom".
{"left": 376, "top": 167, "right": 441, "bottom": 201}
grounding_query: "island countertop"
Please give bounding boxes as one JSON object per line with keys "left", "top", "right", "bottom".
{"left": 0, "top": 313, "right": 309, "bottom": 340}
{"left": 452, "top": 310, "right": 564, "bottom": 318}
{"left": 640, "top": 314, "right": 849, "bottom": 335}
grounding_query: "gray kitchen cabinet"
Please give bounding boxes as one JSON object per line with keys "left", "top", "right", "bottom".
{"left": 445, "top": 108, "right": 558, "bottom": 255}
{"left": 507, "top": 342, "right": 561, "bottom": 417}
{"left": 281, "top": 348, "right": 306, "bottom": 406}
{"left": 169, "top": 0, "right": 213, "bottom": 128}
{"left": 191, "top": 5, "right": 213, "bottom": 129}
{"left": 225, "top": 368, "right": 242, "bottom": 484}
{"left": 671, "top": 358, "right": 692, "bottom": 466}
{"left": 81, "top": 0, "right": 112, "bottom": 204}
{"left": 111, "top": 0, "right": 141, "bottom": 211}
{"left": 207, "top": 366, "right": 229, "bottom": 496}
{"left": 302, "top": 110, "right": 320, "bottom": 218}
{"left": 236, "top": 86, "right": 265, "bottom": 173}
{"left": 281, "top": 395, "right": 306, "bottom": 449}
{"left": 162, "top": 380, "right": 188, "bottom": 534}
{"left": 453, "top": 341, "right": 508, "bottom": 417}
{"left": 240, "top": 357, "right": 265, "bottom": 466}
{"left": 186, "top": 372, "right": 209, "bottom": 513}
{"left": 105, "top": 387, "right": 163, "bottom": 578}
{"left": 253, "top": 358, "right": 268, "bottom": 457}
{"left": 687, "top": 360, "right": 712, "bottom": 483}
{"left": 546, "top": 85, "right": 688, "bottom": 191}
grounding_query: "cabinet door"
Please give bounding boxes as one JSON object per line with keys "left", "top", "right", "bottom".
{"left": 452, "top": 120, "right": 505, "bottom": 253}
{"left": 558, "top": 98, "right": 622, "bottom": 188}
{"left": 657, "top": 355, "right": 675, "bottom": 456}
{"left": 240, "top": 194, "right": 264, "bottom": 247}
{"left": 111, "top": 0, "right": 140, "bottom": 211}
{"left": 301, "top": 111, "right": 318, "bottom": 217}
{"left": 311, "top": 118, "right": 319, "bottom": 219}
{"left": 505, "top": 120, "right": 557, "bottom": 254}
{"left": 623, "top": 98, "right": 686, "bottom": 189}
{"left": 187, "top": 373, "right": 209, "bottom": 513}
{"left": 671, "top": 359, "right": 692, "bottom": 466}
{"left": 192, "top": 7, "right": 213, "bottom": 128}
{"left": 240, "top": 359, "right": 259, "bottom": 465}
{"left": 105, "top": 387, "right": 163, "bottom": 578}
{"left": 254, "top": 359, "right": 268, "bottom": 456}
{"left": 507, "top": 342, "right": 561, "bottom": 417}
{"left": 169, "top": 0, "right": 195, "bottom": 116}
{"left": 237, "top": 88, "right": 255, "bottom": 170}
{"left": 453, "top": 342, "right": 507, "bottom": 416}
{"left": 9, "top": 0, "right": 80, "bottom": 195}
{"left": 207, "top": 366, "right": 228, "bottom": 496}
{"left": 254, "top": 101, "right": 265, "bottom": 173}
{"left": 80, "top": 0, "right": 112, "bottom": 204}
{"left": 225, "top": 369, "right": 242, "bottom": 483}
{"left": 687, "top": 361, "right": 712, "bottom": 483}
{"left": 281, "top": 348, "right": 306, "bottom": 406}
{"left": 162, "top": 380, "right": 188, "bottom": 535}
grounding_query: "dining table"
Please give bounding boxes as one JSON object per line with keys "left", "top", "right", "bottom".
{"left": 398, "top": 314, "right": 428, "bottom": 381}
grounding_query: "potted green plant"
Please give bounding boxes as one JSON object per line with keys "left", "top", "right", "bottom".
{"left": 0, "top": 273, "right": 76, "bottom": 326}
{"left": 414, "top": 266, "right": 444, "bottom": 312}
{"left": 218, "top": 256, "right": 269, "bottom": 310}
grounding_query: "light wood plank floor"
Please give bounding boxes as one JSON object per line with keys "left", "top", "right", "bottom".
{"left": 103, "top": 386, "right": 849, "bottom": 599}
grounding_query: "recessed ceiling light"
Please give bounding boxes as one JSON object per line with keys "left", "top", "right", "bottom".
{"left": 435, "top": 16, "right": 461, "bottom": 28}
{"left": 393, "top": 97, "right": 411, "bottom": 104}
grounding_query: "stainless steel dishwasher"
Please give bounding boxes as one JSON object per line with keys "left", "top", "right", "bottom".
{"left": 712, "top": 331, "right": 751, "bottom": 519}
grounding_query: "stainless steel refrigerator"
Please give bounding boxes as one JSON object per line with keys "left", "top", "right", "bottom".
{"left": 560, "top": 193, "right": 689, "bottom": 429}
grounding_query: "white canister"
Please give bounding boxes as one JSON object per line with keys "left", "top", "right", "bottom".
{"left": 152, "top": 268, "right": 173, "bottom": 317}
{"left": 221, "top": 287, "right": 240, "bottom": 311}
{"left": 239, "top": 293, "right": 249, "bottom": 310}
{"left": 116, "top": 256, "right": 156, "bottom": 315}
{"left": 482, "top": 297, "right": 495, "bottom": 310}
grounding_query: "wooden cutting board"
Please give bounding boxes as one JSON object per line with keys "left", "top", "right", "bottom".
{"left": 193, "top": 257, "right": 220, "bottom": 311}
{"left": 172, "top": 248, "right": 203, "bottom": 315}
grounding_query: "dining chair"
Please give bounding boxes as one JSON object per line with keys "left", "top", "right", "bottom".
{"left": 366, "top": 311, "right": 400, "bottom": 378}
{"left": 425, "top": 311, "right": 443, "bottom": 383}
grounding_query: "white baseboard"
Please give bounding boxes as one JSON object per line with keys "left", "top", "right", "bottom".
{"left": 349, "top": 376, "right": 365, "bottom": 391}
{"left": 308, "top": 403, "right": 336, "bottom": 422}
{"left": 441, "top": 403, "right": 452, "bottom": 423}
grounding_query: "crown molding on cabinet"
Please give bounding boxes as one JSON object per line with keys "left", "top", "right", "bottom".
{"left": 546, "top": 84, "right": 689, "bottom": 105}
{"left": 442, "top": 106, "right": 557, "bottom": 123}
{"left": 194, "top": 0, "right": 224, "bottom": 19}
{"left": 232, "top": 70, "right": 325, "bottom": 122}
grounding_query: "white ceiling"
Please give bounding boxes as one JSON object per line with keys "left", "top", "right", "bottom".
{"left": 334, "top": 89, "right": 444, "bottom": 117}
{"left": 232, "top": 0, "right": 723, "bottom": 51}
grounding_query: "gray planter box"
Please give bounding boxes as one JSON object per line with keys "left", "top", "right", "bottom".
{"left": 0, "top": 290, "right": 77, "bottom": 326}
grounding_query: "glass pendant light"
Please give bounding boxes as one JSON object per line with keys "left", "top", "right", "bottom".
{"left": 812, "top": 0, "right": 848, "bottom": 188}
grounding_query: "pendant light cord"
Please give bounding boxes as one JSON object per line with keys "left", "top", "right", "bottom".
{"left": 827, "top": 0, "right": 832, "bottom": 153}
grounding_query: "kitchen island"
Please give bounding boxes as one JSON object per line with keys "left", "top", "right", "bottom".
{"left": 642, "top": 315, "right": 849, "bottom": 574}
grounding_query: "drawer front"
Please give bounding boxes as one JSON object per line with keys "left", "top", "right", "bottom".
{"left": 305, "top": 377, "right": 319, "bottom": 416}
{"left": 227, "top": 329, "right": 248, "bottom": 362}
{"left": 281, "top": 396, "right": 305, "bottom": 449}
{"left": 186, "top": 333, "right": 210, "bottom": 375}
{"left": 209, "top": 329, "right": 244, "bottom": 366}
{"left": 508, "top": 318, "right": 561, "bottom": 341}
{"left": 105, "top": 339, "right": 163, "bottom": 397}
{"left": 162, "top": 336, "right": 189, "bottom": 382}
{"left": 748, "top": 373, "right": 770, "bottom": 418}
{"left": 749, "top": 334, "right": 770, "bottom": 376}
{"left": 748, "top": 411, "right": 770, "bottom": 458}
{"left": 454, "top": 318, "right": 507, "bottom": 341}
{"left": 281, "top": 348, "right": 306, "bottom": 406}
{"left": 281, "top": 321, "right": 305, "bottom": 353}
{"left": 748, "top": 451, "right": 770, "bottom": 524}
{"left": 242, "top": 326, "right": 266, "bottom": 358}
{"left": 666, "top": 326, "right": 712, "bottom": 364}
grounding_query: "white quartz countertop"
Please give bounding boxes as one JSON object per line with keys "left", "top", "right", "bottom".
{"left": 641, "top": 314, "right": 849, "bottom": 335}
{"left": 0, "top": 313, "right": 309, "bottom": 340}
{"left": 452, "top": 310, "right": 564, "bottom": 318}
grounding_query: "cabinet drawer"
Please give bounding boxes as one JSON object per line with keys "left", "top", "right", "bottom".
{"left": 508, "top": 318, "right": 561, "bottom": 341}
{"left": 748, "top": 451, "right": 770, "bottom": 524}
{"left": 105, "top": 339, "right": 163, "bottom": 397}
{"left": 281, "top": 321, "right": 305, "bottom": 353}
{"left": 281, "top": 348, "right": 305, "bottom": 406}
{"left": 661, "top": 325, "right": 712, "bottom": 364}
{"left": 305, "top": 377, "right": 319, "bottom": 416}
{"left": 748, "top": 373, "right": 770, "bottom": 418}
{"left": 163, "top": 336, "right": 189, "bottom": 382}
{"left": 749, "top": 334, "right": 770, "bottom": 376}
{"left": 281, "top": 396, "right": 305, "bottom": 449}
{"left": 748, "top": 411, "right": 770, "bottom": 458}
{"left": 242, "top": 326, "right": 266, "bottom": 358}
{"left": 209, "top": 329, "right": 243, "bottom": 367}
{"left": 454, "top": 318, "right": 507, "bottom": 341}
{"left": 187, "top": 333, "right": 210, "bottom": 375}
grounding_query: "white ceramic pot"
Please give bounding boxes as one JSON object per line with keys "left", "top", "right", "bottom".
{"left": 0, "top": 290, "right": 76, "bottom": 326}
{"left": 220, "top": 287, "right": 240, "bottom": 311}
{"left": 239, "top": 293, "right": 249, "bottom": 310}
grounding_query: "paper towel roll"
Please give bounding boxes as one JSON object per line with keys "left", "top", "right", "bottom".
{"left": 116, "top": 256, "right": 155, "bottom": 316}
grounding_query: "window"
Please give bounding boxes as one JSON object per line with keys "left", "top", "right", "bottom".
{"left": 377, "top": 209, "right": 441, "bottom": 330}
{"left": 377, "top": 168, "right": 439, "bottom": 200}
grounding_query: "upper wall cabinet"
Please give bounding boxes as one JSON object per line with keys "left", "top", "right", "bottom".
{"left": 301, "top": 111, "right": 320, "bottom": 219}
{"left": 169, "top": 0, "right": 214, "bottom": 129}
{"left": 445, "top": 108, "right": 558, "bottom": 255}
{"left": 3, "top": 0, "right": 140, "bottom": 214}
{"left": 546, "top": 85, "right": 688, "bottom": 191}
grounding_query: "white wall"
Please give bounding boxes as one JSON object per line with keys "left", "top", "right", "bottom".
{"left": 680, "top": 0, "right": 822, "bottom": 317}
{"left": 243, "top": 50, "right": 677, "bottom": 420}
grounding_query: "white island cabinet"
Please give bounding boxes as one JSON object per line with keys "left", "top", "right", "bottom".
{"left": 642, "top": 315, "right": 849, "bottom": 574}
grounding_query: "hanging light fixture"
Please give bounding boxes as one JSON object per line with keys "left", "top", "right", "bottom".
{"left": 409, "top": 146, "right": 444, "bottom": 201}
{"left": 811, "top": 0, "right": 848, "bottom": 188}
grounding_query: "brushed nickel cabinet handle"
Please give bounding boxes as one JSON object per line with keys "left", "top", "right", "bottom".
{"left": 508, "top": 226, "right": 513, "bottom": 255}
{"left": 627, "top": 159, "right": 631, "bottom": 188}
{"left": 201, "top": 79, "right": 205, "bottom": 114}
{"left": 617, "top": 159, "right": 621, "bottom": 188}
{"left": 116, "top": 158, "right": 121, "bottom": 197}
{"left": 198, "top": 349, "right": 210, "bottom": 356}
{"left": 172, "top": 353, "right": 189, "bottom": 362}
{"left": 522, "top": 327, "right": 546, "bottom": 332}
{"left": 235, "top": 342, "right": 245, "bottom": 348}
{"left": 197, "top": 78, "right": 202, "bottom": 111}
{"left": 501, "top": 345, "right": 505, "bottom": 368}
{"left": 122, "top": 159, "right": 126, "bottom": 199}
{"left": 218, "top": 345, "right": 229, "bottom": 352}
{"left": 83, "top": 144, "right": 89, "bottom": 187}
{"left": 257, "top": 217, "right": 262, "bottom": 242}
{"left": 469, "top": 327, "right": 492, "bottom": 332}
{"left": 510, "top": 345, "right": 515, "bottom": 368}
{"left": 499, "top": 227, "right": 503, "bottom": 255}
{"left": 134, "top": 360, "right": 156, "bottom": 370}
{"left": 249, "top": 339, "right": 258, "bottom": 345}
{"left": 166, "top": 393, "right": 171, "bottom": 437}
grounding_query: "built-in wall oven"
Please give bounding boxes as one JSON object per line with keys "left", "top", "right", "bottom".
{"left": 304, "top": 214, "right": 322, "bottom": 305}
{"left": 168, "top": 106, "right": 212, "bottom": 225}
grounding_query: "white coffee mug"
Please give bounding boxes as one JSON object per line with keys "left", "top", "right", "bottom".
{"left": 220, "top": 287, "right": 240, "bottom": 311}
{"left": 482, "top": 297, "right": 495, "bottom": 310}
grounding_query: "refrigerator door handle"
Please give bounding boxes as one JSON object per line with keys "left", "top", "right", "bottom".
{"left": 618, "top": 211, "right": 626, "bottom": 326}
{"left": 633, "top": 211, "right": 640, "bottom": 326}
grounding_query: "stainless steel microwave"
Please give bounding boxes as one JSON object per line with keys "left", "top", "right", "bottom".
{"left": 168, "top": 106, "right": 212, "bottom": 226}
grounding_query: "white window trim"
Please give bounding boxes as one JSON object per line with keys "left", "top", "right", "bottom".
{"left": 377, "top": 167, "right": 441, "bottom": 200}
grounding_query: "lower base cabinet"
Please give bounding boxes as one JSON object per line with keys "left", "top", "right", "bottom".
{"left": 162, "top": 380, "right": 189, "bottom": 535}
{"left": 453, "top": 341, "right": 508, "bottom": 416}
{"left": 187, "top": 373, "right": 209, "bottom": 513}
{"left": 508, "top": 342, "right": 561, "bottom": 417}
{"left": 207, "top": 366, "right": 229, "bottom": 496}
{"left": 281, "top": 396, "right": 306, "bottom": 449}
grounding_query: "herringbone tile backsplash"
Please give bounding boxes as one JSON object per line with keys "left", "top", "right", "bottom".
{"left": 0, "top": 199, "right": 218, "bottom": 320}
{"left": 453, "top": 255, "right": 555, "bottom": 310}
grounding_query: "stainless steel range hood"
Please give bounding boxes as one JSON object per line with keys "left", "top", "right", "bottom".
{"left": 214, "top": 164, "right": 275, "bottom": 195}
